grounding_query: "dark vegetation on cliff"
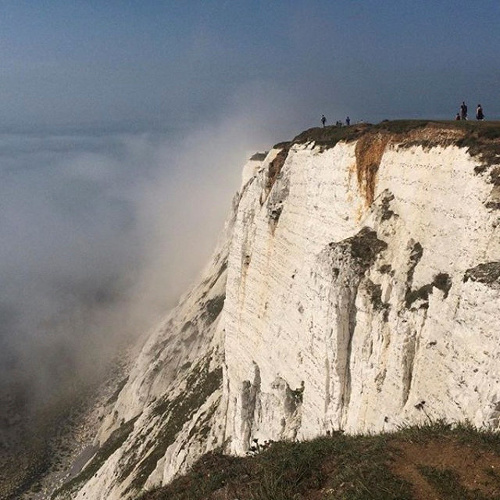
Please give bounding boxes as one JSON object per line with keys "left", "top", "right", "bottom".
{"left": 290, "top": 120, "right": 500, "bottom": 148}
{"left": 288, "top": 120, "right": 500, "bottom": 170}
{"left": 138, "top": 422, "right": 500, "bottom": 500}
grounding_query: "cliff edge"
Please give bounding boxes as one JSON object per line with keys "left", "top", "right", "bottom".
{"left": 50, "top": 120, "right": 500, "bottom": 500}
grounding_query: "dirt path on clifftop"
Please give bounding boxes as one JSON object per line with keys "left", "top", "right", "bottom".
{"left": 390, "top": 438, "right": 500, "bottom": 500}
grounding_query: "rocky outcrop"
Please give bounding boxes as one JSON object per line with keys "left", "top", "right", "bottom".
{"left": 54, "top": 121, "right": 500, "bottom": 499}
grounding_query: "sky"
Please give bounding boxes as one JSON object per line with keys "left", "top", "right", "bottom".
{"left": 1, "top": 0, "right": 499, "bottom": 414}
{"left": 1, "top": 0, "right": 499, "bottom": 133}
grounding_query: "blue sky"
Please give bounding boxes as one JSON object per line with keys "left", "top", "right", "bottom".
{"left": 0, "top": 1, "right": 499, "bottom": 135}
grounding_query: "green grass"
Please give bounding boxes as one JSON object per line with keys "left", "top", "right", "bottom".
{"left": 289, "top": 123, "right": 370, "bottom": 147}
{"left": 136, "top": 421, "right": 500, "bottom": 500}
{"left": 279, "top": 120, "right": 500, "bottom": 172}
{"left": 137, "top": 433, "right": 412, "bottom": 500}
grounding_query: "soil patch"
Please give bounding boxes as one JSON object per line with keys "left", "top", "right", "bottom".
{"left": 355, "top": 132, "right": 391, "bottom": 206}
{"left": 391, "top": 438, "right": 500, "bottom": 500}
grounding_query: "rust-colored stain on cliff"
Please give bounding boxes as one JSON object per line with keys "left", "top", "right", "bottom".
{"left": 292, "top": 119, "right": 500, "bottom": 208}
{"left": 266, "top": 146, "right": 289, "bottom": 195}
{"left": 354, "top": 132, "right": 391, "bottom": 207}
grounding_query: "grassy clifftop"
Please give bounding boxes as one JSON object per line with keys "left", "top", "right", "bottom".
{"left": 289, "top": 120, "right": 500, "bottom": 146}
{"left": 138, "top": 421, "right": 500, "bottom": 500}
{"left": 279, "top": 120, "right": 500, "bottom": 172}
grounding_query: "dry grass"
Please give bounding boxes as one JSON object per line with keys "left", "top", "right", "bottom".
{"left": 137, "top": 421, "right": 500, "bottom": 500}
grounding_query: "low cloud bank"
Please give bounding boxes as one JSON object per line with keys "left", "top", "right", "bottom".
{"left": 0, "top": 86, "right": 302, "bottom": 417}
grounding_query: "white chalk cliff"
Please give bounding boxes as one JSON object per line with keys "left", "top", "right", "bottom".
{"left": 57, "top": 122, "right": 500, "bottom": 499}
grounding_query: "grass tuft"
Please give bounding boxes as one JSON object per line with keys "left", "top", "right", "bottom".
{"left": 136, "top": 420, "right": 500, "bottom": 500}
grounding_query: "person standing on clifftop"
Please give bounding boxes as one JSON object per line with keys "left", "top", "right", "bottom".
{"left": 321, "top": 115, "right": 326, "bottom": 127}
{"left": 460, "top": 101, "right": 468, "bottom": 120}
{"left": 476, "top": 104, "right": 484, "bottom": 120}
{"left": 346, "top": 116, "right": 351, "bottom": 126}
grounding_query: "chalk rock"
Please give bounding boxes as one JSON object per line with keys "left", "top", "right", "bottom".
{"left": 66, "top": 123, "right": 500, "bottom": 499}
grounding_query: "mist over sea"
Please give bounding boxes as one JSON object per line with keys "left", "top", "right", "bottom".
{"left": 0, "top": 112, "right": 277, "bottom": 417}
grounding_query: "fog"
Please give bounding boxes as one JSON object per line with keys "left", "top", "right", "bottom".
{"left": 0, "top": 89, "right": 302, "bottom": 413}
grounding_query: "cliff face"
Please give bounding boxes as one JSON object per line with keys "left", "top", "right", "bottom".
{"left": 59, "top": 122, "right": 500, "bottom": 499}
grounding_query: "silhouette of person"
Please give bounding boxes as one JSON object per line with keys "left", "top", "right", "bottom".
{"left": 346, "top": 116, "right": 350, "bottom": 126}
{"left": 455, "top": 112, "right": 460, "bottom": 120}
{"left": 321, "top": 115, "right": 326, "bottom": 127}
{"left": 476, "top": 104, "right": 484, "bottom": 121}
{"left": 460, "top": 101, "right": 468, "bottom": 120}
